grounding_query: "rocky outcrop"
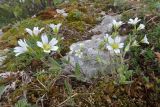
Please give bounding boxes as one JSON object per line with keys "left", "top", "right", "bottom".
{"left": 65, "top": 15, "right": 126, "bottom": 78}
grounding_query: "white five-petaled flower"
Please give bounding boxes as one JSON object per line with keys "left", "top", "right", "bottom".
{"left": 106, "top": 36, "right": 124, "bottom": 54}
{"left": 49, "top": 23, "right": 62, "bottom": 34}
{"left": 141, "top": 35, "right": 149, "bottom": 44}
{"left": 37, "top": 34, "right": 59, "bottom": 53}
{"left": 14, "top": 39, "right": 29, "bottom": 56}
{"left": 137, "top": 24, "right": 145, "bottom": 30}
{"left": 112, "top": 20, "right": 123, "bottom": 29}
{"left": 128, "top": 17, "right": 141, "bottom": 25}
{"left": 25, "top": 27, "right": 44, "bottom": 36}
{"left": 75, "top": 49, "right": 83, "bottom": 58}
{"left": 56, "top": 9, "right": 68, "bottom": 17}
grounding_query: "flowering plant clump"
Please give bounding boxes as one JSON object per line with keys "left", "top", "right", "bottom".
{"left": 13, "top": 23, "right": 62, "bottom": 59}
{"left": 99, "top": 17, "right": 149, "bottom": 84}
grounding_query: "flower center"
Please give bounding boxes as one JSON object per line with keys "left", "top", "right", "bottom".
{"left": 43, "top": 43, "right": 51, "bottom": 51}
{"left": 111, "top": 43, "right": 119, "bottom": 49}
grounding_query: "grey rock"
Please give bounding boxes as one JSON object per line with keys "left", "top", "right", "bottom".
{"left": 0, "top": 0, "right": 4, "bottom": 3}
{"left": 90, "top": 15, "right": 121, "bottom": 34}
{"left": 64, "top": 15, "right": 125, "bottom": 79}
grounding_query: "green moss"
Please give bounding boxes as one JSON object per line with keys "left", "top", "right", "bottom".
{"left": 67, "top": 10, "right": 83, "bottom": 21}
{"left": 43, "top": 19, "right": 63, "bottom": 25}
{"left": 1, "top": 17, "right": 65, "bottom": 48}
{"left": 67, "top": 21, "right": 86, "bottom": 32}
{"left": 1, "top": 18, "right": 44, "bottom": 46}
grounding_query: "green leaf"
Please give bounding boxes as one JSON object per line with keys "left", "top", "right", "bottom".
{"left": 0, "top": 85, "right": 5, "bottom": 97}
{"left": 15, "top": 99, "right": 32, "bottom": 107}
{"left": 64, "top": 80, "right": 72, "bottom": 96}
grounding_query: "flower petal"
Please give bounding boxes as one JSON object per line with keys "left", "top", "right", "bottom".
{"left": 14, "top": 47, "right": 24, "bottom": 52}
{"left": 33, "top": 27, "right": 39, "bottom": 36}
{"left": 51, "top": 46, "right": 59, "bottom": 51}
{"left": 106, "top": 45, "right": 113, "bottom": 50}
{"left": 41, "top": 34, "right": 48, "bottom": 44}
{"left": 119, "top": 43, "right": 124, "bottom": 48}
{"left": 49, "top": 24, "right": 55, "bottom": 29}
{"left": 25, "top": 28, "right": 33, "bottom": 36}
{"left": 37, "top": 41, "right": 43, "bottom": 48}
{"left": 114, "top": 49, "right": 120, "bottom": 54}
{"left": 14, "top": 47, "right": 26, "bottom": 56}
{"left": 108, "top": 36, "right": 114, "bottom": 44}
{"left": 49, "top": 38, "right": 58, "bottom": 46}
{"left": 57, "top": 23, "right": 62, "bottom": 29}
{"left": 40, "top": 28, "right": 44, "bottom": 32}
{"left": 44, "top": 50, "right": 51, "bottom": 53}
{"left": 18, "top": 39, "right": 28, "bottom": 48}
{"left": 115, "top": 36, "right": 121, "bottom": 43}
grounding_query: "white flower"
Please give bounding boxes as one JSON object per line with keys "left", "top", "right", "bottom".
{"left": 141, "top": 35, "right": 149, "bottom": 44}
{"left": 56, "top": 9, "right": 68, "bottom": 17}
{"left": 31, "top": 15, "right": 36, "bottom": 18}
{"left": 106, "top": 36, "right": 124, "bottom": 54}
{"left": 14, "top": 39, "right": 29, "bottom": 56}
{"left": 128, "top": 17, "right": 141, "bottom": 25}
{"left": 75, "top": 49, "right": 83, "bottom": 58}
{"left": 37, "top": 34, "right": 59, "bottom": 53}
{"left": 49, "top": 23, "right": 62, "bottom": 33}
{"left": 137, "top": 24, "right": 145, "bottom": 30}
{"left": 25, "top": 27, "right": 44, "bottom": 36}
{"left": 112, "top": 20, "right": 123, "bottom": 29}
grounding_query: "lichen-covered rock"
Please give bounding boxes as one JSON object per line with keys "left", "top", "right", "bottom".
{"left": 65, "top": 15, "right": 126, "bottom": 78}
{"left": 90, "top": 15, "right": 121, "bottom": 34}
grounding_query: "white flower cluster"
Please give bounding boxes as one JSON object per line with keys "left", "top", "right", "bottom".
{"left": 14, "top": 23, "right": 62, "bottom": 56}
{"left": 128, "top": 17, "right": 149, "bottom": 44}
{"left": 104, "top": 17, "right": 149, "bottom": 54}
